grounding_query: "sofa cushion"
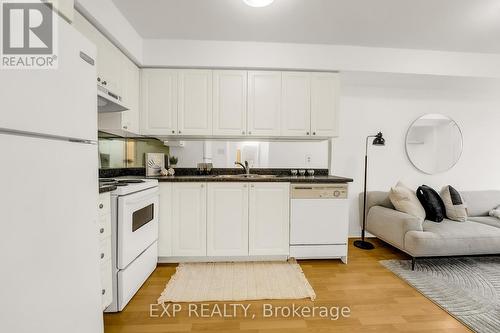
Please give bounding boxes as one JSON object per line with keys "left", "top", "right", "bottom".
{"left": 389, "top": 182, "right": 426, "bottom": 220}
{"left": 468, "top": 216, "right": 500, "bottom": 228}
{"left": 440, "top": 185, "right": 467, "bottom": 222}
{"left": 460, "top": 191, "right": 500, "bottom": 217}
{"left": 404, "top": 219, "right": 500, "bottom": 257}
{"left": 417, "top": 185, "right": 447, "bottom": 222}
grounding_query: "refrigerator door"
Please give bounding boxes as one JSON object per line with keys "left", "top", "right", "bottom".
{"left": 0, "top": 133, "right": 103, "bottom": 333}
{"left": 0, "top": 16, "right": 97, "bottom": 142}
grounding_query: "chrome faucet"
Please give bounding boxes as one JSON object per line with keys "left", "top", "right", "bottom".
{"left": 235, "top": 160, "right": 250, "bottom": 175}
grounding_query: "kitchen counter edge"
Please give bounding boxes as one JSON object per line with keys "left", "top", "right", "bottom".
{"left": 146, "top": 175, "right": 353, "bottom": 183}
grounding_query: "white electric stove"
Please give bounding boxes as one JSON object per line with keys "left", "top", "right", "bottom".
{"left": 99, "top": 178, "right": 159, "bottom": 312}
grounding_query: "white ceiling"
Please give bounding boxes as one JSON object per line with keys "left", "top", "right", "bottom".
{"left": 112, "top": 0, "right": 500, "bottom": 54}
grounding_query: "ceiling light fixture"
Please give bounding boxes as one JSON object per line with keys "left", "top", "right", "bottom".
{"left": 243, "top": 0, "right": 274, "bottom": 8}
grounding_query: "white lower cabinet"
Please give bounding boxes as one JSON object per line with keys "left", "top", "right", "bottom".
{"left": 159, "top": 182, "right": 290, "bottom": 261}
{"left": 171, "top": 183, "right": 207, "bottom": 256}
{"left": 207, "top": 183, "right": 249, "bottom": 256}
{"left": 249, "top": 183, "right": 290, "bottom": 256}
{"left": 158, "top": 183, "right": 173, "bottom": 257}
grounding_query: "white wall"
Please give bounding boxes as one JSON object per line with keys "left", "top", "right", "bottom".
{"left": 74, "top": 2, "right": 500, "bottom": 78}
{"left": 75, "top": 0, "right": 143, "bottom": 64}
{"left": 333, "top": 72, "right": 500, "bottom": 236}
{"left": 143, "top": 39, "right": 500, "bottom": 78}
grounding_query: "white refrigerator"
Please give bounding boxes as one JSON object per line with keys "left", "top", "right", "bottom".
{"left": 0, "top": 16, "right": 104, "bottom": 333}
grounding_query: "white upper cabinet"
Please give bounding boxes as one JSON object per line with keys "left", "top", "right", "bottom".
{"left": 136, "top": 68, "right": 338, "bottom": 139}
{"left": 207, "top": 183, "right": 249, "bottom": 256}
{"left": 97, "top": 40, "right": 122, "bottom": 95}
{"left": 171, "top": 183, "right": 207, "bottom": 257}
{"left": 141, "top": 69, "right": 178, "bottom": 135}
{"left": 74, "top": 12, "right": 141, "bottom": 136}
{"left": 178, "top": 70, "right": 213, "bottom": 136}
{"left": 281, "top": 72, "right": 311, "bottom": 137}
{"left": 213, "top": 70, "right": 248, "bottom": 136}
{"left": 247, "top": 71, "right": 282, "bottom": 137}
{"left": 311, "top": 73, "right": 339, "bottom": 137}
{"left": 249, "top": 183, "right": 290, "bottom": 256}
{"left": 98, "top": 55, "right": 141, "bottom": 136}
{"left": 119, "top": 58, "right": 140, "bottom": 134}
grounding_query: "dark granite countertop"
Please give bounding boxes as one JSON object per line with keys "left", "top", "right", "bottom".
{"left": 147, "top": 175, "right": 353, "bottom": 183}
{"left": 99, "top": 185, "right": 117, "bottom": 194}
{"left": 100, "top": 167, "right": 353, "bottom": 184}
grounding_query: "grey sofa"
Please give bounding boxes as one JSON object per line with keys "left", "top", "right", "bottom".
{"left": 364, "top": 190, "right": 500, "bottom": 269}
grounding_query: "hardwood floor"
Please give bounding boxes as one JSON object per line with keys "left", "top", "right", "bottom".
{"left": 104, "top": 239, "right": 470, "bottom": 333}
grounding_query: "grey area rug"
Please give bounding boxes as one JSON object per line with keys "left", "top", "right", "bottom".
{"left": 381, "top": 257, "right": 500, "bottom": 333}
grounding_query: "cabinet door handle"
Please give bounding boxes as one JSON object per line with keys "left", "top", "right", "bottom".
{"left": 102, "top": 289, "right": 106, "bottom": 295}
{"left": 306, "top": 132, "right": 310, "bottom": 135}
{"left": 178, "top": 130, "right": 182, "bottom": 134}
{"left": 242, "top": 131, "right": 245, "bottom": 135}
{"left": 248, "top": 131, "right": 252, "bottom": 135}
{"left": 102, "top": 81, "right": 107, "bottom": 86}
{"left": 171, "top": 130, "right": 175, "bottom": 134}
{"left": 99, "top": 203, "right": 104, "bottom": 209}
{"left": 100, "top": 228, "right": 104, "bottom": 234}
{"left": 123, "top": 126, "right": 128, "bottom": 130}
{"left": 313, "top": 132, "right": 316, "bottom": 135}
{"left": 100, "top": 253, "right": 105, "bottom": 259}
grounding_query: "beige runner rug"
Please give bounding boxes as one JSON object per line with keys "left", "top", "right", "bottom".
{"left": 158, "top": 259, "right": 316, "bottom": 303}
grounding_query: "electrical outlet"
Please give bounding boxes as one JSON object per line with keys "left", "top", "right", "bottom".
{"left": 305, "top": 154, "right": 312, "bottom": 164}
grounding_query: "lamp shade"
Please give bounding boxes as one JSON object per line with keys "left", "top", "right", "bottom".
{"left": 372, "top": 132, "right": 385, "bottom": 146}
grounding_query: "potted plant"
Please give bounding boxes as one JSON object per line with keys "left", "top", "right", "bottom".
{"left": 168, "top": 156, "right": 178, "bottom": 168}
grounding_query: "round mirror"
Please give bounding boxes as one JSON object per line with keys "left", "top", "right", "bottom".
{"left": 406, "top": 114, "right": 463, "bottom": 174}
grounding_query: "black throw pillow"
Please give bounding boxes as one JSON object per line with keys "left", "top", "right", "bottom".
{"left": 416, "top": 185, "right": 447, "bottom": 222}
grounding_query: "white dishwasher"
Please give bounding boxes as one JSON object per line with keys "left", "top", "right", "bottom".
{"left": 290, "top": 184, "right": 349, "bottom": 263}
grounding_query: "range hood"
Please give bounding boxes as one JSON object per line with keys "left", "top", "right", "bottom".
{"left": 97, "top": 85, "right": 128, "bottom": 113}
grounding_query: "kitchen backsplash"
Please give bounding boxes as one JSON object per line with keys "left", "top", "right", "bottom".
{"left": 98, "top": 133, "right": 170, "bottom": 169}
{"left": 99, "top": 134, "right": 330, "bottom": 170}
{"left": 169, "top": 140, "right": 330, "bottom": 169}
